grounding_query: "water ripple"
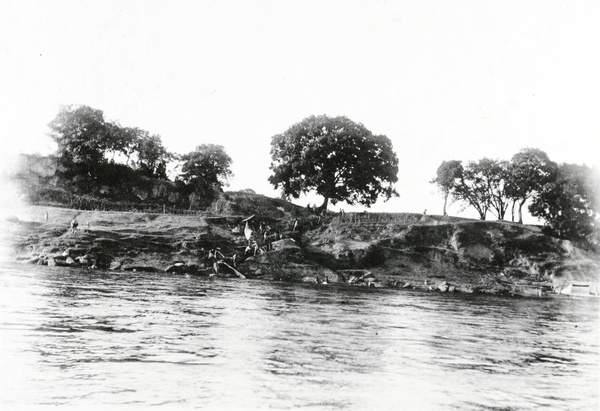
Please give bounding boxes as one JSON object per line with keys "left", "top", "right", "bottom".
{"left": 0, "top": 263, "right": 598, "bottom": 410}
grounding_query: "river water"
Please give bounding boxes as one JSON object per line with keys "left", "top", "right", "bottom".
{"left": 0, "top": 263, "right": 598, "bottom": 410}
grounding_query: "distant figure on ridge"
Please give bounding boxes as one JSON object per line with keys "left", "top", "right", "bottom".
{"left": 70, "top": 218, "right": 78, "bottom": 234}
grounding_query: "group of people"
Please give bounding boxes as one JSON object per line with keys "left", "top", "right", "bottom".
{"left": 205, "top": 216, "right": 281, "bottom": 275}
{"left": 68, "top": 217, "right": 90, "bottom": 234}
{"left": 243, "top": 216, "right": 283, "bottom": 256}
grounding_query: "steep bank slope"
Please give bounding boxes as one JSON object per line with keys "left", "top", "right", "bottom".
{"left": 301, "top": 213, "right": 599, "bottom": 294}
{"left": 3, "top": 192, "right": 599, "bottom": 295}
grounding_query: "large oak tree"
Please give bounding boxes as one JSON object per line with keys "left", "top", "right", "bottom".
{"left": 269, "top": 115, "right": 399, "bottom": 212}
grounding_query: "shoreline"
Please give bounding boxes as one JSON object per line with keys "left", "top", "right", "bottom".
{"left": 3, "top": 197, "right": 599, "bottom": 299}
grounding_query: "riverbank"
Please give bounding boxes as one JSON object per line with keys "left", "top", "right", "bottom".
{"left": 3, "top": 191, "right": 599, "bottom": 296}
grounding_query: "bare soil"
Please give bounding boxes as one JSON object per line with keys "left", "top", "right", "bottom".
{"left": 3, "top": 192, "right": 599, "bottom": 296}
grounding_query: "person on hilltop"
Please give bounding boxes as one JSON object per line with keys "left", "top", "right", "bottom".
{"left": 70, "top": 218, "right": 78, "bottom": 234}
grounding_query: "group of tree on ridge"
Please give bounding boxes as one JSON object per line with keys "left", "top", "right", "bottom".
{"left": 432, "top": 149, "right": 600, "bottom": 242}
{"left": 13, "top": 104, "right": 600, "bottom": 245}
{"left": 33, "top": 105, "right": 233, "bottom": 209}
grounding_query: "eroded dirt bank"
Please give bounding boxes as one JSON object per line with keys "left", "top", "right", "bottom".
{"left": 3, "top": 192, "right": 599, "bottom": 296}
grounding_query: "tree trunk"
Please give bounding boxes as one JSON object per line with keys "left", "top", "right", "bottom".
{"left": 511, "top": 200, "right": 516, "bottom": 222}
{"left": 443, "top": 193, "right": 448, "bottom": 216}
{"left": 188, "top": 192, "right": 198, "bottom": 211}
{"left": 517, "top": 199, "right": 526, "bottom": 224}
{"left": 317, "top": 196, "right": 329, "bottom": 215}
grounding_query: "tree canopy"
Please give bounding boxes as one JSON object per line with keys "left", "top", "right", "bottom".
{"left": 133, "top": 132, "right": 172, "bottom": 179}
{"left": 269, "top": 115, "right": 399, "bottom": 211}
{"left": 449, "top": 159, "right": 491, "bottom": 220}
{"left": 431, "top": 160, "right": 462, "bottom": 216}
{"left": 506, "top": 148, "right": 555, "bottom": 224}
{"left": 529, "top": 163, "right": 600, "bottom": 242}
{"left": 48, "top": 105, "right": 175, "bottom": 186}
{"left": 435, "top": 154, "right": 551, "bottom": 222}
{"left": 179, "top": 144, "right": 233, "bottom": 196}
{"left": 48, "top": 105, "right": 111, "bottom": 178}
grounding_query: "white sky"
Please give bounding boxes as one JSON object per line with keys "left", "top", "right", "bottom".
{"left": 1, "top": 0, "right": 599, "bottom": 219}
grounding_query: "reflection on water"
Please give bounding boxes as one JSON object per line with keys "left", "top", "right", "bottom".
{"left": 0, "top": 264, "right": 598, "bottom": 410}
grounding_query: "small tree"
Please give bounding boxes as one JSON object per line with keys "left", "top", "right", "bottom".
{"left": 505, "top": 148, "right": 555, "bottom": 224}
{"left": 485, "top": 159, "right": 511, "bottom": 220}
{"left": 134, "top": 132, "right": 172, "bottom": 179}
{"left": 179, "top": 144, "right": 233, "bottom": 203}
{"left": 451, "top": 158, "right": 509, "bottom": 220}
{"left": 431, "top": 160, "right": 462, "bottom": 216}
{"left": 106, "top": 125, "right": 144, "bottom": 164}
{"left": 269, "top": 115, "right": 399, "bottom": 212}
